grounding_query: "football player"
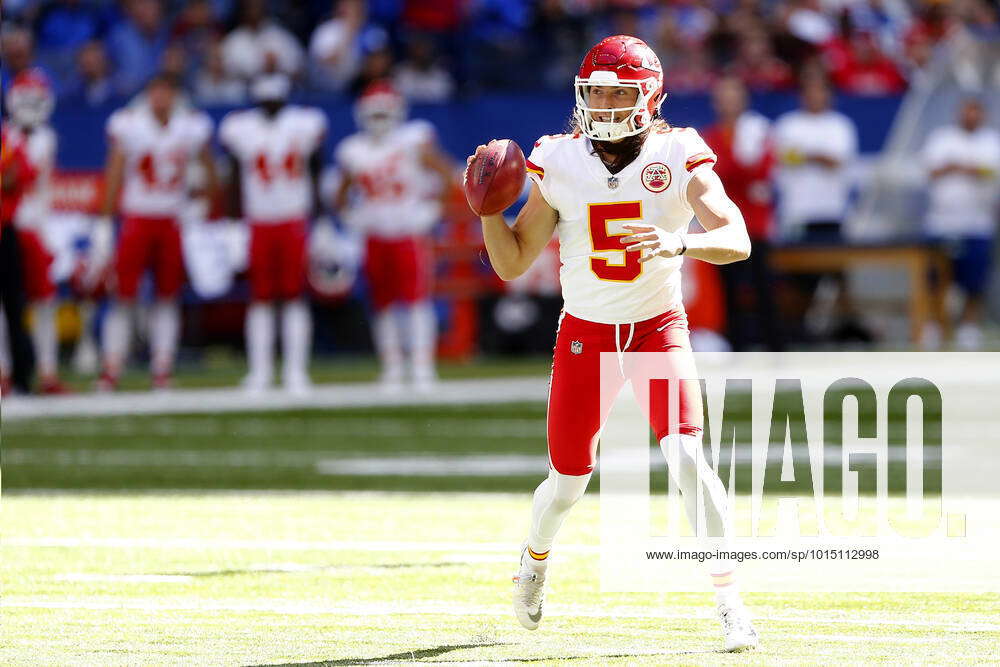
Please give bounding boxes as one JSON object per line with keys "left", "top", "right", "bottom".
{"left": 1, "top": 70, "right": 64, "bottom": 393}
{"left": 333, "top": 82, "right": 455, "bottom": 392}
{"left": 96, "top": 73, "right": 216, "bottom": 390}
{"left": 468, "top": 36, "right": 759, "bottom": 651}
{"left": 220, "top": 73, "right": 328, "bottom": 394}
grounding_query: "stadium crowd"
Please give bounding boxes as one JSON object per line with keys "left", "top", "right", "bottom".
{"left": 2, "top": 0, "right": 998, "bottom": 105}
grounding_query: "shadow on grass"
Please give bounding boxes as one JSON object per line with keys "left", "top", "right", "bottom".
{"left": 247, "top": 642, "right": 507, "bottom": 666}
{"left": 249, "top": 644, "right": 723, "bottom": 666}
{"left": 159, "top": 561, "right": 471, "bottom": 578}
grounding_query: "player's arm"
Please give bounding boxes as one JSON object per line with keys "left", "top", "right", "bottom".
{"left": 621, "top": 169, "right": 750, "bottom": 265}
{"left": 480, "top": 182, "right": 558, "bottom": 281}
{"left": 309, "top": 148, "right": 325, "bottom": 218}
{"left": 197, "top": 144, "right": 218, "bottom": 204}
{"left": 421, "top": 140, "right": 456, "bottom": 183}
{"left": 99, "top": 142, "right": 125, "bottom": 217}
{"left": 224, "top": 151, "right": 243, "bottom": 219}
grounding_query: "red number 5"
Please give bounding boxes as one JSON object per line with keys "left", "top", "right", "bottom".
{"left": 588, "top": 201, "right": 643, "bottom": 282}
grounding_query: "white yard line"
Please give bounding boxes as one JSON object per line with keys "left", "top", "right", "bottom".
{"left": 2, "top": 597, "right": 995, "bottom": 633}
{"left": 1, "top": 376, "right": 549, "bottom": 421}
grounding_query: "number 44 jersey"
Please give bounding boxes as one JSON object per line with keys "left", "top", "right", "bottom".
{"left": 219, "top": 105, "right": 328, "bottom": 223}
{"left": 526, "top": 128, "right": 716, "bottom": 325}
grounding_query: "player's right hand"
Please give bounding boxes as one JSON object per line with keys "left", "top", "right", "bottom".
{"left": 465, "top": 144, "right": 489, "bottom": 168}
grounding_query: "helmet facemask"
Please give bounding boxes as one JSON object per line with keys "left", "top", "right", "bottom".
{"left": 8, "top": 86, "right": 54, "bottom": 128}
{"left": 574, "top": 72, "right": 658, "bottom": 142}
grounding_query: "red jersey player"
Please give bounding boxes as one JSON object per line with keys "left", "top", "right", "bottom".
{"left": 333, "top": 82, "right": 455, "bottom": 392}
{"left": 1, "top": 70, "right": 65, "bottom": 393}
{"left": 96, "top": 73, "right": 216, "bottom": 390}
{"left": 1, "top": 116, "right": 39, "bottom": 394}
{"left": 220, "top": 74, "right": 328, "bottom": 394}
{"left": 468, "top": 36, "right": 759, "bottom": 651}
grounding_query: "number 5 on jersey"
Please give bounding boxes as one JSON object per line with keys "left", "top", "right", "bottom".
{"left": 588, "top": 201, "right": 643, "bottom": 282}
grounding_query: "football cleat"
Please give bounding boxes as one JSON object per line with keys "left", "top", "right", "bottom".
{"left": 512, "top": 549, "right": 546, "bottom": 631}
{"left": 39, "top": 375, "right": 70, "bottom": 395}
{"left": 717, "top": 600, "right": 760, "bottom": 652}
{"left": 95, "top": 371, "right": 119, "bottom": 393}
{"left": 152, "top": 372, "right": 173, "bottom": 391}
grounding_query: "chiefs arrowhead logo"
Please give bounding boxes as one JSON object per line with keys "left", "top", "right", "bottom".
{"left": 641, "top": 162, "right": 671, "bottom": 193}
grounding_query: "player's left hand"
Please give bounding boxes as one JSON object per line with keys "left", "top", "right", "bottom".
{"left": 621, "top": 224, "right": 685, "bottom": 262}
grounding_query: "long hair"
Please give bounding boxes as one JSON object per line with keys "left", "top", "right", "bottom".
{"left": 568, "top": 115, "right": 670, "bottom": 174}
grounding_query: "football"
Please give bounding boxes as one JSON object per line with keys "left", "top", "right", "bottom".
{"left": 464, "top": 138, "right": 526, "bottom": 216}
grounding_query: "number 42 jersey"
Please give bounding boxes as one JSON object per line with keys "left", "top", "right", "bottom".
{"left": 526, "top": 128, "right": 716, "bottom": 325}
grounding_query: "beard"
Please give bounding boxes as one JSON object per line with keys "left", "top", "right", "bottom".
{"left": 591, "top": 129, "right": 649, "bottom": 174}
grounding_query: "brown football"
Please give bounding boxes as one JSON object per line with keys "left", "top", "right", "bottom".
{"left": 463, "top": 139, "right": 526, "bottom": 216}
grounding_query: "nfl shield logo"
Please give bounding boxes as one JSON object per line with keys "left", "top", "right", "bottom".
{"left": 571, "top": 340, "right": 583, "bottom": 355}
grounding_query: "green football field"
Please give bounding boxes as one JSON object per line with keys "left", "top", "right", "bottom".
{"left": 3, "top": 389, "right": 999, "bottom": 665}
{"left": 3, "top": 492, "right": 999, "bottom": 665}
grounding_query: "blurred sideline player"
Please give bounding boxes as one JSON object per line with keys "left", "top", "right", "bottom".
{"left": 0, "top": 70, "right": 63, "bottom": 393}
{"left": 220, "top": 73, "right": 327, "bottom": 394}
{"left": 333, "top": 82, "right": 455, "bottom": 391}
{"left": 0, "top": 114, "right": 38, "bottom": 394}
{"left": 96, "top": 73, "right": 216, "bottom": 390}
{"left": 468, "top": 36, "right": 759, "bottom": 651}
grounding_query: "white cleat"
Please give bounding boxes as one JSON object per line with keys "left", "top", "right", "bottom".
{"left": 718, "top": 600, "right": 760, "bottom": 652}
{"left": 283, "top": 373, "right": 313, "bottom": 396}
{"left": 512, "top": 551, "right": 546, "bottom": 630}
{"left": 241, "top": 373, "right": 271, "bottom": 394}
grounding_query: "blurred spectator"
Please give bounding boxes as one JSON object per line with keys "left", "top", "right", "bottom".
{"left": 1, "top": 27, "right": 43, "bottom": 95}
{"left": 702, "top": 76, "right": 782, "bottom": 351}
{"left": 773, "top": 74, "right": 867, "bottom": 343}
{"left": 393, "top": 36, "right": 453, "bottom": 102}
{"left": 730, "top": 30, "right": 795, "bottom": 92}
{"left": 193, "top": 38, "right": 247, "bottom": 105}
{"left": 773, "top": 75, "right": 858, "bottom": 239}
{"left": 171, "top": 0, "right": 222, "bottom": 74}
{"left": 529, "top": 0, "right": 589, "bottom": 90}
{"left": 783, "top": 0, "right": 835, "bottom": 45}
{"left": 922, "top": 98, "right": 1000, "bottom": 350}
{"left": 222, "top": 0, "right": 304, "bottom": 80}
{"left": 401, "top": 0, "right": 462, "bottom": 33}
{"left": 349, "top": 45, "right": 394, "bottom": 96}
{"left": 106, "top": 0, "right": 169, "bottom": 96}
{"left": 63, "top": 39, "right": 117, "bottom": 106}
{"left": 33, "top": 0, "right": 109, "bottom": 90}
{"left": 663, "top": 43, "right": 717, "bottom": 94}
{"left": 827, "top": 30, "right": 907, "bottom": 95}
{"left": 309, "top": 0, "right": 388, "bottom": 92}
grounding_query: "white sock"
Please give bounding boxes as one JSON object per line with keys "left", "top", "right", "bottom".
{"left": 149, "top": 300, "right": 180, "bottom": 377}
{"left": 0, "top": 306, "right": 11, "bottom": 377}
{"left": 72, "top": 301, "right": 99, "bottom": 375}
{"left": 373, "top": 308, "right": 404, "bottom": 382}
{"left": 281, "top": 299, "right": 311, "bottom": 385}
{"left": 660, "top": 434, "right": 738, "bottom": 597}
{"left": 526, "top": 468, "right": 592, "bottom": 572}
{"left": 31, "top": 300, "right": 58, "bottom": 379}
{"left": 406, "top": 301, "right": 437, "bottom": 383}
{"left": 101, "top": 302, "right": 133, "bottom": 376}
{"left": 245, "top": 302, "right": 275, "bottom": 384}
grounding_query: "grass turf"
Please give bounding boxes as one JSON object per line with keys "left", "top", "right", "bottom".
{"left": 2, "top": 492, "right": 998, "bottom": 666}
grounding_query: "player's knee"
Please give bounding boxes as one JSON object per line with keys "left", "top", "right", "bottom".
{"left": 547, "top": 468, "right": 591, "bottom": 509}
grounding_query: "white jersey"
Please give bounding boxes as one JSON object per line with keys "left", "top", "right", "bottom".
{"left": 9, "top": 124, "right": 56, "bottom": 230}
{"left": 335, "top": 120, "right": 442, "bottom": 238}
{"left": 922, "top": 125, "right": 1000, "bottom": 237}
{"left": 219, "top": 105, "right": 327, "bottom": 223}
{"left": 107, "top": 104, "right": 212, "bottom": 218}
{"left": 772, "top": 109, "right": 857, "bottom": 230}
{"left": 527, "top": 128, "right": 717, "bottom": 324}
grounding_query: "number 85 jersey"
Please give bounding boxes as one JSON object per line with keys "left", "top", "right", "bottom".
{"left": 526, "top": 128, "right": 716, "bottom": 324}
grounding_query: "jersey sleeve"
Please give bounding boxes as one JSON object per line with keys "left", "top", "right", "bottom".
{"left": 674, "top": 128, "right": 717, "bottom": 209}
{"left": 218, "top": 113, "right": 239, "bottom": 154}
{"left": 921, "top": 129, "right": 949, "bottom": 172}
{"left": 525, "top": 136, "right": 555, "bottom": 209}
{"left": 308, "top": 108, "right": 329, "bottom": 152}
{"left": 188, "top": 112, "right": 213, "bottom": 152}
{"left": 105, "top": 109, "right": 130, "bottom": 146}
